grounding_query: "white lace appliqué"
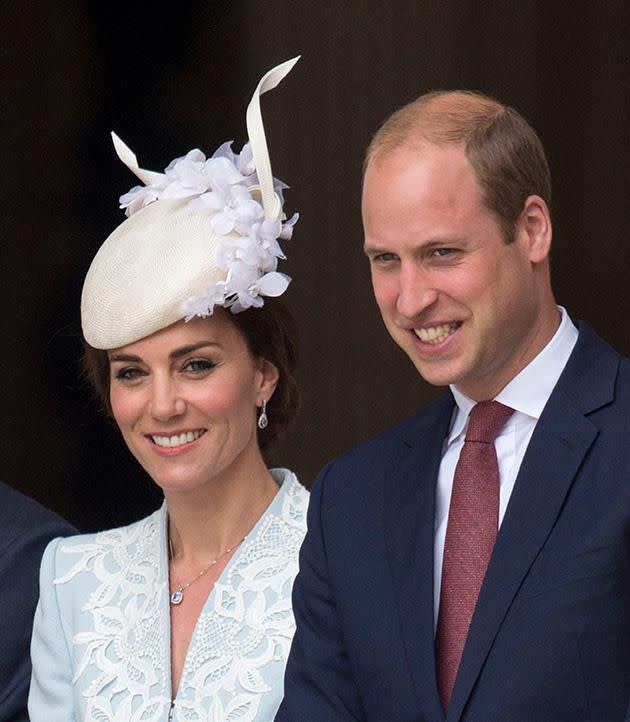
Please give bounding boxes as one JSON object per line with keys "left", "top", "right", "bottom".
{"left": 55, "top": 475, "right": 308, "bottom": 722}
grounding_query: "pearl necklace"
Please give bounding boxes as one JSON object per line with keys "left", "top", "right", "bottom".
{"left": 168, "top": 534, "right": 246, "bottom": 605}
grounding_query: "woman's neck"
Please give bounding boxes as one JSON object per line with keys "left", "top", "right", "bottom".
{"left": 165, "top": 452, "right": 278, "bottom": 566}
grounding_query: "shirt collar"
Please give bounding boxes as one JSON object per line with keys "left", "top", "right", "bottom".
{"left": 447, "top": 306, "right": 578, "bottom": 446}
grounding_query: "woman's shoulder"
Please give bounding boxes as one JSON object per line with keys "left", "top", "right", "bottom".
{"left": 270, "top": 467, "right": 309, "bottom": 529}
{"left": 272, "top": 467, "right": 308, "bottom": 496}
{"left": 50, "top": 504, "right": 163, "bottom": 550}
{"left": 42, "top": 504, "right": 165, "bottom": 587}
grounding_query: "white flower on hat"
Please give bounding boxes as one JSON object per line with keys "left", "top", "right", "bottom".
{"left": 208, "top": 179, "right": 264, "bottom": 236}
{"left": 81, "top": 58, "right": 301, "bottom": 350}
{"left": 114, "top": 135, "right": 298, "bottom": 322}
{"left": 182, "top": 283, "right": 228, "bottom": 321}
{"left": 119, "top": 146, "right": 247, "bottom": 217}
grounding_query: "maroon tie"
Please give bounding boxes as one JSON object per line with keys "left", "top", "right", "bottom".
{"left": 436, "top": 400, "right": 514, "bottom": 711}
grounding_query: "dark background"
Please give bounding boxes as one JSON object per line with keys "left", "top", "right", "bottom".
{"left": 2, "top": 1, "right": 630, "bottom": 531}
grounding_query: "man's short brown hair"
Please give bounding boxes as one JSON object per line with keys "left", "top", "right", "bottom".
{"left": 364, "top": 90, "right": 551, "bottom": 242}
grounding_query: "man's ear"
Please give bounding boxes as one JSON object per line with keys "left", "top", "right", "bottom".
{"left": 518, "top": 194, "right": 552, "bottom": 264}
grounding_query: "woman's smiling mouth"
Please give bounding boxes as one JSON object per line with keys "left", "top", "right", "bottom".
{"left": 149, "top": 429, "right": 207, "bottom": 448}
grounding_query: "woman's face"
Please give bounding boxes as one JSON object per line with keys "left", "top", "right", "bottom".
{"left": 108, "top": 312, "right": 278, "bottom": 494}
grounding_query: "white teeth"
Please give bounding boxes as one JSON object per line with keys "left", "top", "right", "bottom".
{"left": 151, "top": 430, "right": 204, "bottom": 448}
{"left": 414, "top": 323, "right": 459, "bottom": 345}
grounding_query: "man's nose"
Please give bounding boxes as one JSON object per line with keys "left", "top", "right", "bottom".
{"left": 148, "top": 375, "right": 186, "bottom": 421}
{"left": 396, "top": 263, "right": 439, "bottom": 319}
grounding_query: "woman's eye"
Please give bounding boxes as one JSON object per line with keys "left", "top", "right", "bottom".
{"left": 183, "top": 358, "right": 217, "bottom": 374}
{"left": 114, "top": 367, "right": 144, "bottom": 382}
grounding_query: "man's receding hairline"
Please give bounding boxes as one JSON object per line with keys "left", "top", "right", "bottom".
{"left": 364, "top": 89, "right": 508, "bottom": 173}
{"left": 365, "top": 136, "right": 468, "bottom": 171}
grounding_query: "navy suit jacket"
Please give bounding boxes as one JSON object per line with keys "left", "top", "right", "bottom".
{"left": 0, "top": 482, "right": 75, "bottom": 722}
{"left": 277, "top": 323, "right": 630, "bottom": 722}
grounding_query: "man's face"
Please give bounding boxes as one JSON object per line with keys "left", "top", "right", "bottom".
{"left": 362, "top": 143, "right": 549, "bottom": 401}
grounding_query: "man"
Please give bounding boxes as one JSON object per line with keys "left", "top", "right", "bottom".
{"left": 0, "top": 481, "right": 74, "bottom": 721}
{"left": 277, "top": 91, "right": 630, "bottom": 721}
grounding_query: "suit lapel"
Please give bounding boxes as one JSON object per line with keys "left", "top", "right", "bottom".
{"left": 447, "top": 323, "right": 618, "bottom": 722}
{"left": 384, "top": 393, "right": 453, "bottom": 721}
{"left": 447, "top": 399, "right": 597, "bottom": 721}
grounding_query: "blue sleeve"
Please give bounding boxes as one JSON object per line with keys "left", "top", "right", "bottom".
{"left": 28, "top": 538, "right": 76, "bottom": 722}
{"left": 276, "top": 464, "right": 363, "bottom": 721}
{"left": 0, "top": 489, "right": 75, "bottom": 722}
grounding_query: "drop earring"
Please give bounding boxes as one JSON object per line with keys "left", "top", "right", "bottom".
{"left": 257, "top": 400, "right": 269, "bottom": 430}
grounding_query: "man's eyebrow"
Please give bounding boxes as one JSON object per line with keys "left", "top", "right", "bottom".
{"left": 363, "top": 243, "right": 389, "bottom": 256}
{"left": 363, "top": 238, "right": 467, "bottom": 256}
{"left": 108, "top": 342, "right": 221, "bottom": 364}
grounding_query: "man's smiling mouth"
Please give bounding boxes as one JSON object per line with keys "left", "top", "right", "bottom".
{"left": 413, "top": 322, "right": 461, "bottom": 345}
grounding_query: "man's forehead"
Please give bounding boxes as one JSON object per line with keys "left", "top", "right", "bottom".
{"left": 363, "top": 143, "right": 481, "bottom": 210}
{"left": 367, "top": 140, "right": 468, "bottom": 172}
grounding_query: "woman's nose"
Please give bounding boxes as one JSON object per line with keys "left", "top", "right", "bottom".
{"left": 148, "top": 377, "right": 186, "bottom": 421}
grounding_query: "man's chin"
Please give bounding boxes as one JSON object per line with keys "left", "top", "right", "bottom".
{"left": 410, "top": 359, "right": 463, "bottom": 389}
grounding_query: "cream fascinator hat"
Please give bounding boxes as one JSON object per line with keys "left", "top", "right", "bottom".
{"left": 81, "top": 57, "right": 300, "bottom": 350}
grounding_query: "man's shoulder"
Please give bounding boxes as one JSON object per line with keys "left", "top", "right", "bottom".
{"left": 0, "top": 481, "right": 75, "bottom": 551}
{"left": 564, "top": 321, "right": 630, "bottom": 397}
{"left": 320, "top": 392, "right": 453, "bottom": 479}
{"left": 572, "top": 320, "right": 629, "bottom": 363}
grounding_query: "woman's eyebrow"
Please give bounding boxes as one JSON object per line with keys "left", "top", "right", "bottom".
{"left": 109, "top": 342, "right": 221, "bottom": 364}
{"left": 169, "top": 342, "right": 221, "bottom": 360}
{"left": 108, "top": 352, "right": 141, "bottom": 363}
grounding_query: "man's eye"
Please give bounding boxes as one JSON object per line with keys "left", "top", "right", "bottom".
{"left": 432, "top": 248, "right": 454, "bottom": 257}
{"left": 372, "top": 252, "right": 397, "bottom": 263}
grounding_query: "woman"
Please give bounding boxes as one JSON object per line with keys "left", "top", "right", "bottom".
{"left": 29, "top": 58, "right": 309, "bottom": 721}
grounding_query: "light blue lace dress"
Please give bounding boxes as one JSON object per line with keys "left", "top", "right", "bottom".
{"left": 29, "top": 469, "right": 308, "bottom": 722}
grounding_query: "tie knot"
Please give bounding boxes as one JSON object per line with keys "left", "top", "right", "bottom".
{"left": 465, "top": 401, "right": 513, "bottom": 443}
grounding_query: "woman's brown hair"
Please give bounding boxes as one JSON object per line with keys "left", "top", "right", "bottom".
{"left": 83, "top": 299, "right": 299, "bottom": 452}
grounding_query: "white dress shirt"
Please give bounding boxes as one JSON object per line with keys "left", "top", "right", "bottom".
{"left": 433, "top": 307, "right": 579, "bottom": 626}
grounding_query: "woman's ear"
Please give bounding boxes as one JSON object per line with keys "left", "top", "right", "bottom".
{"left": 518, "top": 194, "right": 552, "bottom": 264}
{"left": 255, "top": 357, "right": 280, "bottom": 405}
